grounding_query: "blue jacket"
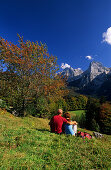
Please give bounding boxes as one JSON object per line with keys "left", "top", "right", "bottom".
{"left": 65, "top": 124, "right": 74, "bottom": 135}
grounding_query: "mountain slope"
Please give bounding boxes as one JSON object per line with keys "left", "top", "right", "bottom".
{"left": 97, "top": 74, "right": 111, "bottom": 100}
{"left": 61, "top": 61, "right": 111, "bottom": 97}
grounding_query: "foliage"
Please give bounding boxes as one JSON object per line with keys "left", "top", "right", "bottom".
{"left": 99, "top": 103, "right": 111, "bottom": 134}
{"left": 56, "top": 98, "right": 68, "bottom": 112}
{"left": 0, "top": 109, "right": 111, "bottom": 169}
{"left": 86, "top": 97, "right": 111, "bottom": 134}
{"left": 85, "top": 97, "right": 101, "bottom": 131}
{"left": 64, "top": 94, "right": 88, "bottom": 111}
{"left": 25, "top": 103, "right": 37, "bottom": 116}
{"left": 0, "top": 99, "right": 7, "bottom": 109}
{"left": 76, "top": 95, "right": 88, "bottom": 110}
{"left": 91, "top": 119, "right": 100, "bottom": 132}
{"left": 36, "top": 96, "right": 49, "bottom": 118}
{"left": 71, "top": 110, "right": 86, "bottom": 128}
{"left": 0, "top": 35, "right": 67, "bottom": 116}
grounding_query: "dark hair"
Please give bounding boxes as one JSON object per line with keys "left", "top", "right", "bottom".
{"left": 63, "top": 112, "right": 71, "bottom": 121}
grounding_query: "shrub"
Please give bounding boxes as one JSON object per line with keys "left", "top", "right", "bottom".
{"left": 85, "top": 97, "right": 100, "bottom": 130}
{"left": 85, "top": 97, "right": 111, "bottom": 134}
{"left": 72, "top": 113, "right": 86, "bottom": 128}
{"left": 91, "top": 119, "right": 100, "bottom": 132}
{"left": 36, "top": 96, "right": 50, "bottom": 118}
{"left": 25, "top": 103, "right": 37, "bottom": 116}
{"left": 99, "top": 103, "right": 111, "bottom": 134}
{"left": 0, "top": 99, "right": 9, "bottom": 110}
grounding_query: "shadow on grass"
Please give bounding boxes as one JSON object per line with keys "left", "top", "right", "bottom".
{"left": 35, "top": 128, "right": 51, "bottom": 133}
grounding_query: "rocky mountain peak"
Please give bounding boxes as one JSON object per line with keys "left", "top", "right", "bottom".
{"left": 90, "top": 61, "right": 105, "bottom": 71}
{"left": 87, "top": 61, "right": 111, "bottom": 81}
{"left": 64, "top": 61, "right": 111, "bottom": 98}
{"left": 60, "top": 61, "right": 111, "bottom": 89}
{"left": 61, "top": 67, "right": 83, "bottom": 81}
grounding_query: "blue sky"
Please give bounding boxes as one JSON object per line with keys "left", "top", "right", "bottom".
{"left": 1, "top": 0, "right": 111, "bottom": 71}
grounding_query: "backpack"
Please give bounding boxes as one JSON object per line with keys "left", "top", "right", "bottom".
{"left": 77, "top": 131, "right": 92, "bottom": 139}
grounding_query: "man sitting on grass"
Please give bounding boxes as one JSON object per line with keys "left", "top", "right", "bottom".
{"left": 49, "top": 109, "right": 77, "bottom": 134}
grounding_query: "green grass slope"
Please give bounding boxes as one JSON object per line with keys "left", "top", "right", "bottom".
{"left": 0, "top": 109, "right": 111, "bottom": 169}
{"left": 69, "top": 110, "right": 85, "bottom": 117}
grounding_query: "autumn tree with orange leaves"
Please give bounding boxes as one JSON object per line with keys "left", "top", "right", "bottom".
{"left": 99, "top": 102, "right": 111, "bottom": 134}
{"left": 0, "top": 35, "right": 67, "bottom": 117}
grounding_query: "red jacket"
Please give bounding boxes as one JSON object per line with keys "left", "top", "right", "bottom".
{"left": 50, "top": 115, "right": 67, "bottom": 134}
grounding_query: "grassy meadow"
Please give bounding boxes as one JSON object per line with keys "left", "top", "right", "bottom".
{"left": 0, "top": 108, "right": 111, "bottom": 169}
{"left": 69, "top": 110, "right": 86, "bottom": 117}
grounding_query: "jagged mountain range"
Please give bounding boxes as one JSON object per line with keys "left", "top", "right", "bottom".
{"left": 61, "top": 61, "right": 111, "bottom": 99}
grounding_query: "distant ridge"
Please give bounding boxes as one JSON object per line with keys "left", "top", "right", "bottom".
{"left": 61, "top": 61, "right": 111, "bottom": 99}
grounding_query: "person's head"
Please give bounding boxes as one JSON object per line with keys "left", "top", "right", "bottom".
{"left": 63, "top": 112, "right": 71, "bottom": 121}
{"left": 57, "top": 109, "right": 63, "bottom": 116}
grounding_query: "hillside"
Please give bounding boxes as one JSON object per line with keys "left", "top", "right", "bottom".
{"left": 0, "top": 109, "right": 111, "bottom": 169}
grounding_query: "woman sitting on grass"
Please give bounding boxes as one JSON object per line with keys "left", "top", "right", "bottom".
{"left": 63, "top": 112, "right": 77, "bottom": 136}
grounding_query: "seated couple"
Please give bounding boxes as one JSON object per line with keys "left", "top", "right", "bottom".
{"left": 49, "top": 109, "right": 77, "bottom": 136}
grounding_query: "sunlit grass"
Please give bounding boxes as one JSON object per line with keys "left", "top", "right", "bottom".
{"left": 69, "top": 110, "right": 86, "bottom": 117}
{"left": 0, "top": 109, "right": 111, "bottom": 169}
